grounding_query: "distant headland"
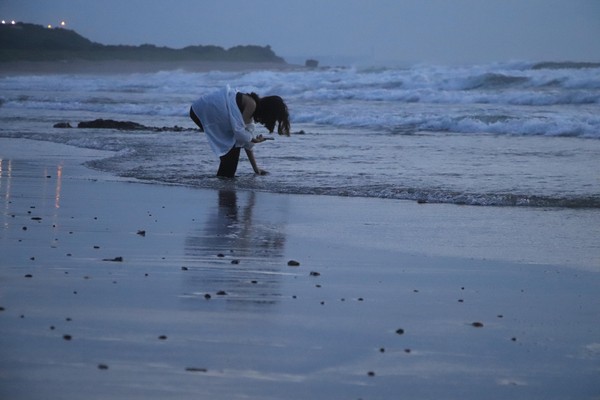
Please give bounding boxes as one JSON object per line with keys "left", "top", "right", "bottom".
{"left": 0, "top": 22, "right": 287, "bottom": 64}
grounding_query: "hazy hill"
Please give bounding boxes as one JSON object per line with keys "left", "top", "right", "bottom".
{"left": 0, "top": 22, "right": 286, "bottom": 63}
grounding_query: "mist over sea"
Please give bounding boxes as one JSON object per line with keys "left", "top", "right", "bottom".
{"left": 1, "top": 61, "right": 599, "bottom": 208}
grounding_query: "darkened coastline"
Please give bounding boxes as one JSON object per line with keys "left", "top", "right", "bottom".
{"left": 0, "top": 22, "right": 286, "bottom": 64}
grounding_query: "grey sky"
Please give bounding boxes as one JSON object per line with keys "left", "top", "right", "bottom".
{"left": 2, "top": 0, "right": 599, "bottom": 65}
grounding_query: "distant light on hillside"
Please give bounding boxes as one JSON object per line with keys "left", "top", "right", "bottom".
{"left": 47, "top": 24, "right": 52, "bottom": 29}
{"left": 61, "top": 21, "right": 66, "bottom": 27}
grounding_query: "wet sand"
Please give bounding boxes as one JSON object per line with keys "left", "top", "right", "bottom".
{"left": 1, "top": 138, "right": 599, "bottom": 400}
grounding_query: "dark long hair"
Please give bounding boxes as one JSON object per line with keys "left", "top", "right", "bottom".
{"left": 252, "top": 94, "right": 291, "bottom": 136}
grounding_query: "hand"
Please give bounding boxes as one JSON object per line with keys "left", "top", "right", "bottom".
{"left": 255, "top": 169, "right": 269, "bottom": 176}
{"left": 252, "top": 135, "right": 274, "bottom": 143}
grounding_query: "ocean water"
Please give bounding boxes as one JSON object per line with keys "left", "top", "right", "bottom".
{"left": 0, "top": 61, "right": 599, "bottom": 208}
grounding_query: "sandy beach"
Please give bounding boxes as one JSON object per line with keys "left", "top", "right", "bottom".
{"left": 1, "top": 138, "right": 599, "bottom": 400}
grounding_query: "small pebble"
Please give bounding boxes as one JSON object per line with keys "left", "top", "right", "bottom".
{"left": 97, "top": 364, "right": 109, "bottom": 370}
{"left": 471, "top": 322, "right": 484, "bottom": 328}
{"left": 137, "top": 230, "right": 146, "bottom": 236}
{"left": 204, "top": 294, "right": 211, "bottom": 300}
{"left": 216, "top": 290, "right": 227, "bottom": 296}
{"left": 396, "top": 328, "right": 405, "bottom": 335}
{"left": 103, "top": 257, "right": 123, "bottom": 262}
{"left": 63, "top": 334, "right": 72, "bottom": 341}
{"left": 158, "top": 335, "right": 167, "bottom": 340}
{"left": 181, "top": 266, "right": 188, "bottom": 271}
{"left": 185, "top": 367, "right": 208, "bottom": 373}
{"left": 287, "top": 260, "right": 300, "bottom": 267}
{"left": 309, "top": 271, "right": 320, "bottom": 276}
{"left": 24, "top": 274, "right": 33, "bottom": 278}
{"left": 231, "top": 259, "right": 240, "bottom": 265}
{"left": 367, "top": 371, "right": 376, "bottom": 377}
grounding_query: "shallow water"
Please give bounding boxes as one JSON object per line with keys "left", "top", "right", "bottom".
{"left": 0, "top": 62, "right": 599, "bottom": 207}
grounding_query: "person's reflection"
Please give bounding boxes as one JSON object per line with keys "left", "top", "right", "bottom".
{"left": 184, "top": 189, "right": 287, "bottom": 309}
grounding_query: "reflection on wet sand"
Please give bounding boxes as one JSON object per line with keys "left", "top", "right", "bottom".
{"left": 183, "top": 189, "right": 289, "bottom": 309}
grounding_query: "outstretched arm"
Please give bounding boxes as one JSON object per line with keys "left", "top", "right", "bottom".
{"left": 245, "top": 148, "right": 268, "bottom": 175}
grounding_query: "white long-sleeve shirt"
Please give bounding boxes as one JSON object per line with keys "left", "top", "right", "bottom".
{"left": 191, "top": 85, "right": 254, "bottom": 157}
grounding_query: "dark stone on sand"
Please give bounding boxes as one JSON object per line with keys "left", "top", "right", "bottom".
{"left": 231, "top": 259, "right": 240, "bottom": 264}
{"left": 24, "top": 274, "right": 33, "bottom": 278}
{"left": 158, "top": 335, "right": 167, "bottom": 340}
{"left": 404, "top": 348, "right": 412, "bottom": 353}
{"left": 204, "top": 294, "right": 211, "bottom": 300}
{"left": 137, "top": 230, "right": 146, "bottom": 236}
{"left": 31, "top": 217, "right": 42, "bottom": 221}
{"left": 103, "top": 256, "right": 123, "bottom": 262}
{"left": 97, "top": 364, "right": 109, "bottom": 370}
{"left": 309, "top": 271, "right": 320, "bottom": 276}
{"left": 93, "top": 245, "right": 100, "bottom": 249}
{"left": 75, "top": 118, "right": 196, "bottom": 133}
{"left": 0, "top": 306, "right": 5, "bottom": 311}
{"left": 78, "top": 119, "right": 147, "bottom": 130}
{"left": 22, "top": 226, "right": 27, "bottom": 231}
{"left": 186, "top": 367, "right": 208, "bottom": 373}
{"left": 181, "top": 266, "right": 189, "bottom": 271}
{"left": 417, "top": 199, "right": 427, "bottom": 204}
{"left": 216, "top": 290, "right": 227, "bottom": 296}
{"left": 396, "top": 328, "right": 405, "bottom": 335}
{"left": 63, "top": 334, "right": 72, "bottom": 341}
{"left": 379, "top": 347, "right": 385, "bottom": 353}
{"left": 471, "top": 322, "right": 484, "bottom": 328}
{"left": 511, "top": 337, "right": 517, "bottom": 342}
{"left": 287, "top": 260, "right": 300, "bottom": 267}
{"left": 367, "top": 371, "right": 376, "bottom": 377}
{"left": 217, "top": 253, "right": 225, "bottom": 258}
{"left": 53, "top": 122, "right": 72, "bottom": 128}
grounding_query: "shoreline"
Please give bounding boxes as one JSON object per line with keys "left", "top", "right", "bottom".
{"left": 1, "top": 138, "right": 599, "bottom": 399}
{"left": 0, "top": 59, "right": 302, "bottom": 75}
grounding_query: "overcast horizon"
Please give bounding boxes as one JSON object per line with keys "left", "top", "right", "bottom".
{"left": 2, "top": 0, "right": 600, "bottom": 66}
